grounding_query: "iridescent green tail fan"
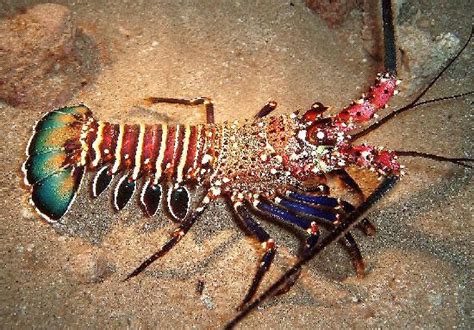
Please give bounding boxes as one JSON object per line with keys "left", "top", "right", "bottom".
{"left": 23, "top": 105, "right": 92, "bottom": 222}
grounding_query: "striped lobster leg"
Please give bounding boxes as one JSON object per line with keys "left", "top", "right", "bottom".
{"left": 144, "top": 96, "right": 216, "bottom": 124}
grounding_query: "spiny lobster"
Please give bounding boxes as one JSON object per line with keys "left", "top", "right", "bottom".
{"left": 22, "top": 0, "right": 472, "bottom": 324}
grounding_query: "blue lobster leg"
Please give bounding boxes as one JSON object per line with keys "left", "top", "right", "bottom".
{"left": 231, "top": 201, "right": 276, "bottom": 310}
{"left": 276, "top": 195, "right": 339, "bottom": 223}
{"left": 285, "top": 190, "right": 339, "bottom": 207}
{"left": 254, "top": 199, "right": 320, "bottom": 256}
{"left": 253, "top": 199, "right": 320, "bottom": 295}
{"left": 267, "top": 195, "right": 367, "bottom": 277}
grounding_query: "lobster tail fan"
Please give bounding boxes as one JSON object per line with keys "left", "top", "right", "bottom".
{"left": 23, "top": 105, "right": 93, "bottom": 222}
{"left": 29, "top": 167, "right": 85, "bottom": 221}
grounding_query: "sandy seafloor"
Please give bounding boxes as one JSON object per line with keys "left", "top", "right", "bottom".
{"left": 1, "top": 0, "right": 473, "bottom": 328}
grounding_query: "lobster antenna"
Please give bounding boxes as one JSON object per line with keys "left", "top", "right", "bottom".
{"left": 382, "top": 0, "right": 397, "bottom": 75}
{"left": 395, "top": 150, "right": 473, "bottom": 169}
{"left": 352, "top": 25, "right": 473, "bottom": 140}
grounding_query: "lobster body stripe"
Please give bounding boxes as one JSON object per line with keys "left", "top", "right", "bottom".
{"left": 91, "top": 121, "right": 105, "bottom": 167}
{"left": 132, "top": 124, "right": 146, "bottom": 180}
{"left": 193, "top": 125, "right": 206, "bottom": 170}
{"left": 121, "top": 124, "right": 140, "bottom": 170}
{"left": 177, "top": 125, "right": 191, "bottom": 183}
{"left": 170, "top": 125, "right": 185, "bottom": 179}
{"left": 99, "top": 123, "right": 120, "bottom": 164}
{"left": 162, "top": 125, "right": 177, "bottom": 177}
{"left": 153, "top": 124, "right": 168, "bottom": 184}
{"left": 83, "top": 119, "right": 97, "bottom": 166}
{"left": 111, "top": 124, "right": 125, "bottom": 174}
{"left": 184, "top": 125, "right": 200, "bottom": 177}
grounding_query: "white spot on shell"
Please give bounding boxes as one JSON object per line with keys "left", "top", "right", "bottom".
{"left": 297, "top": 130, "right": 306, "bottom": 141}
{"left": 202, "top": 154, "right": 213, "bottom": 164}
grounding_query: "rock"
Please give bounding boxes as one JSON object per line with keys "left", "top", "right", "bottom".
{"left": 0, "top": 4, "right": 99, "bottom": 110}
{"left": 305, "top": 0, "right": 358, "bottom": 27}
{"left": 397, "top": 25, "right": 460, "bottom": 94}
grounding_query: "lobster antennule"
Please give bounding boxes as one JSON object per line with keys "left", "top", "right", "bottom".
{"left": 23, "top": 105, "right": 93, "bottom": 221}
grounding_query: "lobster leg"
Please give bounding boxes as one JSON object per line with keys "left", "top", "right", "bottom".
{"left": 339, "top": 232, "right": 365, "bottom": 277}
{"left": 124, "top": 193, "right": 211, "bottom": 281}
{"left": 276, "top": 192, "right": 367, "bottom": 277}
{"left": 144, "top": 96, "right": 215, "bottom": 124}
{"left": 254, "top": 101, "right": 277, "bottom": 119}
{"left": 226, "top": 177, "right": 399, "bottom": 327}
{"left": 251, "top": 198, "right": 320, "bottom": 295}
{"left": 332, "top": 169, "right": 376, "bottom": 236}
{"left": 253, "top": 199, "right": 321, "bottom": 255}
{"left": 231, "top": 201, "right": 276, "bottom": 310}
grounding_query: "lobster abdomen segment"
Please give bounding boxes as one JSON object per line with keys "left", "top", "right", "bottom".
{"left": 87, "top": 122, "right": 216, "bottom": 183}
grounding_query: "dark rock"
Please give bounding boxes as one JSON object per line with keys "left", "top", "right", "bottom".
{"left": 305, "top": 0, "right": 358, "bottom": 27}
{"left": 0, "top": 3, "right": 99, "bottom": 110}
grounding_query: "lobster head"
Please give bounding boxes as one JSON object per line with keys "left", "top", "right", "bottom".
{"left": 285, "top": 102, "right": 400, "bottom": 182}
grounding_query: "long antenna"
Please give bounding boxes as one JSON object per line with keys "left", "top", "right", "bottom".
{"left": 382, "top": 0, "right": 397, "bottom": 75}
{"left": 352, "top": 26, "right": 473, "bottom": 140}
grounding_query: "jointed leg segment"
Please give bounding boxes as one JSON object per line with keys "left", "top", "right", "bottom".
{"left": 144, "top": 96, "right": 215, "bottom": 124}
{"left": 232, "top": 201, "right": 277, "bottom": 309}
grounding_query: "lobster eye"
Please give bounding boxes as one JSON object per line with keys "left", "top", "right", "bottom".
{"left": 306, "top": 125, "right": 323, "bottom": 144}
{"left": 302, "top": 102, "right": 328, "bottom": 122}
{"left": 306, "top": 122, "right": 336, "bottom": 146}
